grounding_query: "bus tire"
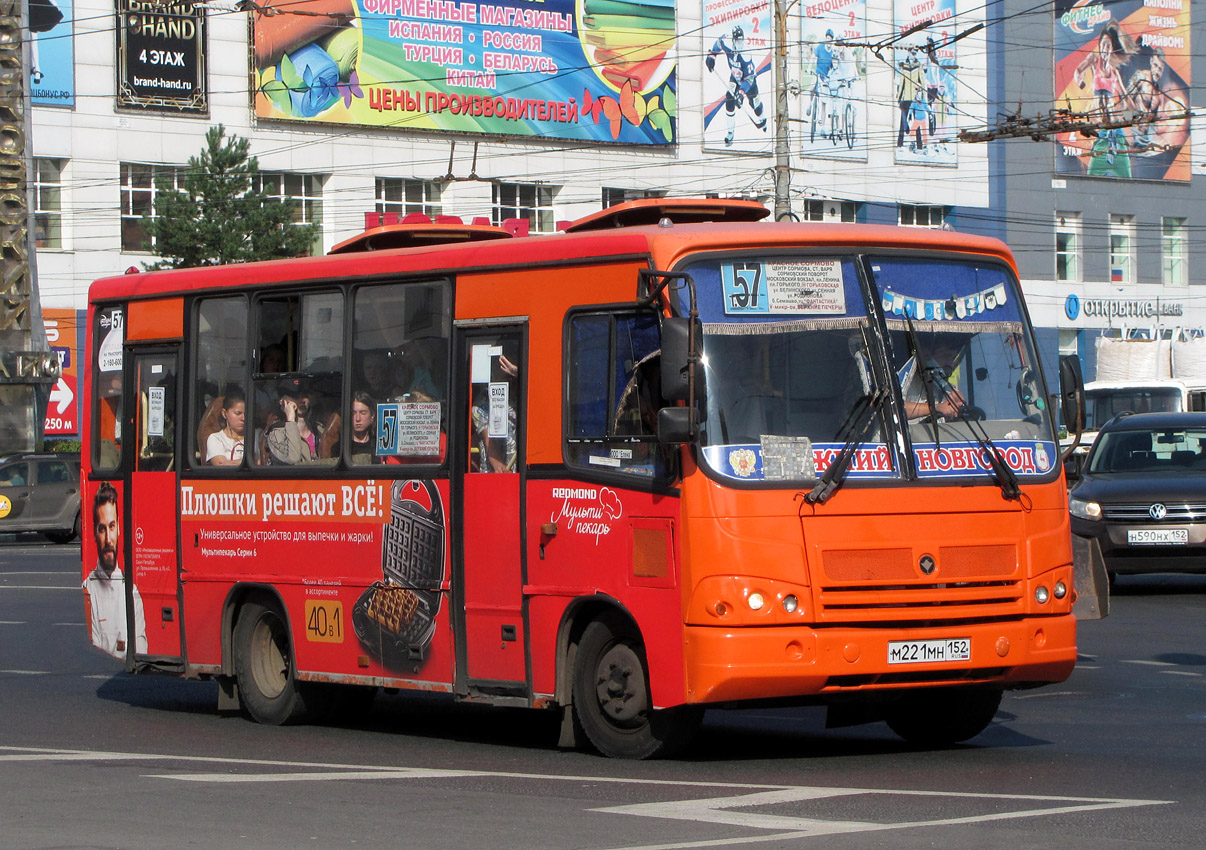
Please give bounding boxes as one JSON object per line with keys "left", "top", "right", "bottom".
{"left": 233, "top": 600, "right": 312, "bottom": 725}
{"left": 885, "top": 686, "right": 1002, "bottom": 746}
{"left": 571, "top": 613, "right": 701, "bottom": 759}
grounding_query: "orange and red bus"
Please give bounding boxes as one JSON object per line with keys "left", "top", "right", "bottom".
{"left": 82, "top": 199, "right": 1083, "bottom": 758}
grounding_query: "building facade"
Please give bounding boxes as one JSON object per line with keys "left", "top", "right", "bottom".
{"left": 29, "top": 0, "right": 1203, "bottom": 429}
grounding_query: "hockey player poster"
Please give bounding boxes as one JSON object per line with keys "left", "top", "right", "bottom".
{"left": 701, "top": 0, "right": 771, "bottom": 152}
{"left": 1053, "top": 0, "right": 1190, "bottom": 182}
{"left": 800, "top": 0, "right": 868, "bottom": 162}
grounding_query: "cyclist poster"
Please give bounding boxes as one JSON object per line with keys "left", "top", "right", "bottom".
{"left": 893, "top": 0, "right": 958, "bottom": 167}
{"left": 1052, "top": 0, "right": 1190, "bottom": 182}
{"left": 800, "top": 0, "right": 867, "bottom": 161}
{"left": 700, "top": 0, "right": 771, "bottom": 153}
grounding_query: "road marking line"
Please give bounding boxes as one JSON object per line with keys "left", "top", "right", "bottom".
{"left": 1160, "top": 670, "right": 1201, "bottom": 677}
{"left": 0, "top": 670, "right": 49, "bottom": 675}
{"left": 1121, "top": 660, "right": 1177, "bottom": 667}
{"left": 0, "top": 744, "right": 1173, "bottom": 849}
{"left": 593, "top": 788, "right": 1175, "bottom": 849}
{"left": 0, "top": 585, "right": 81, "bottom": 590}
{"left": 0, "top": 620, "right": 26, "bottom": 625}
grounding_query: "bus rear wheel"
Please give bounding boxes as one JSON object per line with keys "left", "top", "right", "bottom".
{"left": 233, "top": 600, "right": 313, "bottom": 725}
{"left": 572, "top": 613, "right": 701, "bottom": 759}
{"left": 885, "top": 686, "right": 1003, "bottom": 746}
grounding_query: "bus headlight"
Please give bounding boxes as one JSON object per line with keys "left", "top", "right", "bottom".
{"left": 747, "top": 592, "right": 765, "bottom": 611}
{"left": 1053, "top": 581, "right": 1068, "bottom": 599}
{"left": 782, "top": 594, "right": 798, "bottom": 613}
{"left": 1035, "top": 586, "right": 1050, "bottom": 604}
{"left": 1069, "top": 497, "right": 1102, "bottom": 521}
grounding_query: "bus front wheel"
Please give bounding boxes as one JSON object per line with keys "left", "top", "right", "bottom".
{"left": 885, "top": 686, "right": 1003, "bottom": 746}
{"left": 572, "top": 613, "right": 701, "bottom": 759}
{"left": 233, "top": 600, "right": 312, "bottom": 725}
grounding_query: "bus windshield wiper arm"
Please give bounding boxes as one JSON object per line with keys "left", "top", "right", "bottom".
{"left": 807, "top": 386, "right": 888, "bottom": 505}
{"left": 903, "top": 316, "right": 943, "bottom": 447}
{"left": 929, "top": 372, "right": 1023, "bottom": 502}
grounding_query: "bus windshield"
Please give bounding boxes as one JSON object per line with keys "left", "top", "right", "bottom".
{"left": 679, "top": 253, "right": 1060, "bottom": 484}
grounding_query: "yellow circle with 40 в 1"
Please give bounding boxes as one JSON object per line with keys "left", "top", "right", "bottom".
{"left": 0, "top": 494, "right": 11, "bottom": 518}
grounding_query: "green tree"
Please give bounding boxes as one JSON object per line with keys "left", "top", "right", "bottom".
{"left": 145, "top": 124, "right": 320, "bottom": 269}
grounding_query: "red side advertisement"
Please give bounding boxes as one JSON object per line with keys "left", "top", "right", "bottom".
{"left": 179, "top": 478, "right": 453, "bottom": 686}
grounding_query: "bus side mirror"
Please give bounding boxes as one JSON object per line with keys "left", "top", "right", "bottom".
{"left": 1059, "top": 354, "right": 1085, "bottom": 464}
{"left": 1064, "top": 451, "right": 1084, "bottom": 483}
{"left": 660, "top": 316, "right": 702, "bottom": 403}
{"left": 1059, "top": 354, "right": 1085, "bottom": 434}
{"left": 658, "top": 406, "right": 695, "bottom": 444}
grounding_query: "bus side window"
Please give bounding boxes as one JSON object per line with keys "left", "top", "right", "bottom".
{"left": 351, "top": 280, "right": 451, "bottom": 466}
{"left": 566, "top": 310, "right": 670, "bottom": 480}
{"left": 93, "top": 306, "right": 125, "bottom": 473}
{"left": 193, "top": 297, "right": 249, "bottom": 468}
{"left": 254, "top": 291, "right": 344, "bottom": 466}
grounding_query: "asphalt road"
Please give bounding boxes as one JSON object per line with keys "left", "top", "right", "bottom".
{"left": 2, "top": 536, "right": 1205, "bottom": 850}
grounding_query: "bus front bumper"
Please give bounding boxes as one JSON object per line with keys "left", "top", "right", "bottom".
{"left": 683, "top": 615, "right": 1077, "bottom": 705}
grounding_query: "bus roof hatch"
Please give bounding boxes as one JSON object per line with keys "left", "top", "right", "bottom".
{"left": 562, "top": 198, "right": 770, "bottom": 232}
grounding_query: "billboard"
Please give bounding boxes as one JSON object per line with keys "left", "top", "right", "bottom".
{"left": 892, "top": 0, "right": 959, "bottom": 166}
{"left": 32, "top": 0, "right": 73, "bottom": 106}
{"left": 700, "top": 0, "right": 771, "bottom": 152}
{"left": 252, "top": 0, "right": 678, "bottom": 145}
{"left": 1054, "top": 0, "right": 1191, "bottom": 181}
{"left": 43, "top": 308, "right": 81, "bottom": 436}
{"left": 116, "top": 0, "right": 208, "bottom": 112}
{"left": 799, "top": 0, "right": 868, "bottom": 161}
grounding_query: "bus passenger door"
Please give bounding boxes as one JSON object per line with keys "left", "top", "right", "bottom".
{"left": 454, "top": 327, "right": 528, "bottom": 693}
{"left": 125, "top": 348, "right": 183, "bottom": 663}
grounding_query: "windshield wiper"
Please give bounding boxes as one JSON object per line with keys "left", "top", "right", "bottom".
{"left": 926, "top": 368, "right": 1023, "bottom": 502}
{"left": 806, "top": 386, "right": 888, "bottom": 504}
{"left": 902, "top": 316, "right": 943, "bottom": 447}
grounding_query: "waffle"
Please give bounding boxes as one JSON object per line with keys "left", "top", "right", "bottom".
{"left": 364, "top": 585, "right": 420, "bottom": 635}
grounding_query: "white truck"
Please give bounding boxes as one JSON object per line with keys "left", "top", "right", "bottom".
{"left": 1064, "top": 337, "right": 1206, "bottom": 455}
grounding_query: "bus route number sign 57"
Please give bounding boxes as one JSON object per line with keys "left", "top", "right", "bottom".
{"left": 887, "top": 637, "right": 970, "bottom": 665}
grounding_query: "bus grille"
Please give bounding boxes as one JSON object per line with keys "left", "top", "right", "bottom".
{"left": 817, "top": 545, "right": 1022, "bottom": 622}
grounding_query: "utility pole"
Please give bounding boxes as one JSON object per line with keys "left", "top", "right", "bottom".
{"left": 772, "top": 0, "right": 792, "bottom": 220}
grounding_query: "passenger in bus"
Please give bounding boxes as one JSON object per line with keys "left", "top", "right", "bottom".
{"left": 360, "top": 350, "right": 392, "bottom": 400}
{"left": 266, "top": 379, "right": 318, "bottom": 464}
{"left": 900, "top": 333, "right": 966, "bottom": 420}
{"left": 344, "top": 390, "right": 377, "bottom": 464}
{"left": 471, "top": 352, "right": 518, "bottom": 473}
{"left": 390, "top": 338, "right": 442, "bottom": 401}
{"left": 205, "top": 387, "right": 246, "bottom": 466}
{"left": 83, "top": 482, "right": 147, "bottom": 658}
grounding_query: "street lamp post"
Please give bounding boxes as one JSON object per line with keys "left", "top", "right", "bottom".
{"left": 772, "top": 0, "right": 792, "bottom": 220}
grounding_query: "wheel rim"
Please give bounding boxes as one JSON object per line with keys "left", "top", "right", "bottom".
{"left": 593, "top": 642, "right": 648, "bottom": 729}
{"left": 249, "top": 613, "right": 290, "bottom": 700}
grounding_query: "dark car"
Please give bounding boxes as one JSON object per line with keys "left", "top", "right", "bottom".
{"left": 1069, "top": 412, "right": 1206, "bottom": 578}
{"left": 0, "top": 452, "right": 81, "bottom": 543}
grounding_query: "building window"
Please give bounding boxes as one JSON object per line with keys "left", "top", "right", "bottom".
{"left": 120, "top": 163, "right": 180, "bottom": 252}
{"left": 376, "top": 178, "right": 442, "bottom": 218}
{"left": 493, "top": 182, "right": 555, "bottom": 233}
{"left": 804, "top": 200, "right": 859, "bottom": 222}
{"left": 1162, "top": 216, "right": 1186, "bottom": 286}
{"left": 1055, "top": 212, "right": 1081, "bottom": 282}
{"left": 602, "top": 187, "right": 665, "bottom": 207}
{"left": 898, "top": 204, "right": 946, "bottom": 228}
{"left": 34, "top": 158, "right": 64, "bottom": 249}
{"left": 1109, "top": 214, "right": 1134, "bottom": 284}
{"left": 254, "top": 172, "right": 325, "bottom": 254}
